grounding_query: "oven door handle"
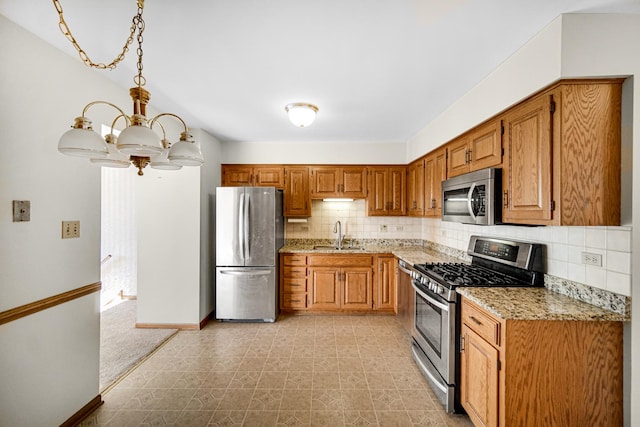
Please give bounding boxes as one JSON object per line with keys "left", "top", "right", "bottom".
{"left": 412, "top": 282, "right": 450, "bottom": 312}
{"left": 398, "top": 263, "right": 414, "bottom": 275}
{"left": 466, "top": 182, "right": 477, "bottom": 222}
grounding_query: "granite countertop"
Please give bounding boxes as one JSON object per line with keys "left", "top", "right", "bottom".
{"left": 457, "top": 287, "right": 627, "bottom": 322}
{"left": 279, "top": 244, "right": 464, "bottom": 265}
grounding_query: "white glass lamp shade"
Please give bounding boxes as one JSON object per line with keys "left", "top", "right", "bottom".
{"left": 150, "top": 148, "right": 182, "bottom": 170}
{"left": 168, "top": 136, "right": 204, "bottom": 166}
{"left": 90, "top": 135, "right": 131, "bottom": 168}
{"left": 116, "top": 124, "right": 163, "bottom": 156}
{"left": 58, "top": 122, "right": 108, "bottom": 158}
{"left": 285, "top": 103, "right": 318, "bottom": 127}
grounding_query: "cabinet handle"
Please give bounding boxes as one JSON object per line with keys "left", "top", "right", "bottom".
{"left": 503, "top": 191, "right": 509, "bottom": 208}
{"left": 467, "top": 149, "right": 472, "bottom": 164}
{"left": 431, "top": 198, "right": 436, "bottom": 209}
{"left": 469, "top": 316, "right": 483, "bottom": 326}
{"left": 290, "top": 299, "right": 300, "bottom": 303}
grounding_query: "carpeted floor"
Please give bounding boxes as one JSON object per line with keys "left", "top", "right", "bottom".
{"left": 100, "top": 300, "right": 178, "bottom": 391}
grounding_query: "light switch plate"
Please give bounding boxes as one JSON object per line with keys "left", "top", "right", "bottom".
{"left": 13, "top": 200, "right": 30, "bottom": 222}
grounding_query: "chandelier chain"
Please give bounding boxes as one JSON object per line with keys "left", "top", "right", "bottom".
{"left": 133, "top": 10, "right": 146, "bottom": 87}
{"left": 52, "top": 0, "right": 144, "bottom": 71}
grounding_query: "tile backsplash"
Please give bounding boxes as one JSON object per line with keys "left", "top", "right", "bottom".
{"left": 285, "top": 200, "right": 633, "bottom": 298}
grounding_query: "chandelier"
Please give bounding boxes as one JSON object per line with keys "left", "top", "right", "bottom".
{"left": 55, "top": 0, "right": 203, "bottom": 175}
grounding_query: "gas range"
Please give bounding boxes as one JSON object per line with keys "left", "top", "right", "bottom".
{"left": 411, "top": 236, "right": 545, "bottom": 302}
{"left": 409, "top": 235, "right": 545, "bottom": 413}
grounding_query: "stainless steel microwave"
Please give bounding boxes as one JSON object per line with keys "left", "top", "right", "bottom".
{"left": 441, "top": 167, "right": 501, "bottom": 225}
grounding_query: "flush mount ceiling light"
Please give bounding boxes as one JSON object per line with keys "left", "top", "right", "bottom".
{"left": 55, "top": 0, "right": 204, "bottom": 175}
{"left": 285, "top": 103, "right": 319, "bottom": 128}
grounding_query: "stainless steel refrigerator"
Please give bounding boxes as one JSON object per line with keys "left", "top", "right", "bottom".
{"left": 215, "top": 186, "right": 284, "bottom": 322}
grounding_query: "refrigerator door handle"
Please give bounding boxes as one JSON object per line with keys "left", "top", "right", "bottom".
{"left": 238, "top": 192, "right": 245, "bottom": 262}
{"left": 244, "top": 193, "right": 251, "bottom": 260}
{"left": 219, "top": 269, "right": 272, "bottom": 276}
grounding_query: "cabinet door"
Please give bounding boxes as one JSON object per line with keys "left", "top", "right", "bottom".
{"left": 341, "top": 167, "right": 367, "bottom": 198}
{"left": 460, "top": 324, "right": 499, "bottom": 427}
{"left": 310, "top": 167, "right": 339, "bottom": 198}
{"left": 469, "top": 119, "right": 503, "bottom": 171}
{"left": 222, "top": 165, "right": 254, "bottom": 186}
{"left": 375, "top": 256, "right": 395, "bottom": 311}
{"left": 407, "top": 159, "right": 425, "bottom": 217}
{"left": 341, "top": 267, "right": 373, "bottom": 311}
{"left": 308, "top": 266, "right": 341, "bottom": 310}
{"left": 387, "top": 167, "right": 406, "bottom": 216}
{"left": 255, "top": 166, "right": 285, "bottom": 188}
{"left": 503, "top": 93, "right": 554, "bottom": 223}
{"left": 367, "top": 167, "right": 388, "bottom": 216}
{"left": 447, "top": 136, "right": 470, "bottom": 177}
{"left": 284, "top": 167, "right": 310, "bottom": 217}
{"left": 433, "top": 148, "right": 447, "bottom": 216}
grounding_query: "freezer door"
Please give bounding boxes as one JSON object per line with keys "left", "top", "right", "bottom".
{"left": 215, "top": 267, "right": 277, "bottom": 322}
{"left": 244, "top": 187, "right": 277, "bottom": 267}
{"left": 216, "top": 187, "right": 245, "bottom": 266}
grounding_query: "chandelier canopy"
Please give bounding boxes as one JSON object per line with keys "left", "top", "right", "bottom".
{"left": 55, "top": 0, "right": 203, "bottom": 175}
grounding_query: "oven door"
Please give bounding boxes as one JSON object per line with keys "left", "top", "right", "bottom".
{"left": 411, "top": 280, "right": 456, "bottom": 383}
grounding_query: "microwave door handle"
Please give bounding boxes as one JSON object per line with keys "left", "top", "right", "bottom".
{"left": 467, "top": 183, "right": 477, "bottom": 222}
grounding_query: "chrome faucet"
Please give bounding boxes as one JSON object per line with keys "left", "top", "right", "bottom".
{"left": 333, "top": 220, "right": 343, "bottom": 249}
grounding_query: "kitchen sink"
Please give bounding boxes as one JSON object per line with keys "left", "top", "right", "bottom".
{"left": 313, "top": 245, "right": 366, "bottom": 251}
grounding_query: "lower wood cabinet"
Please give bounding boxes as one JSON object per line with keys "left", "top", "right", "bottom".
{"left": 459, "top": 297, "right": 623, "bottom": 427}
{"left": 280, "top": 253, "right": 396, "bottom": 314}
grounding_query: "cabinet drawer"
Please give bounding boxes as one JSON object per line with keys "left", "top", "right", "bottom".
{"left": 283, "top": 254, "right": 306, "bottom": 266}
{"left": 283, "top": 278, "right": 307, "bottom": 293}
{"left": 283, "top": 266, "right": 306, "bottom": 277}
{"left": 462, "top": 300, "right": 501, "bottom": 346}
{"left": 308, "top": 255, "right": 373, "bottom": 267}
{"left": 283, "top": 293, "right": 307, "bottom": 309}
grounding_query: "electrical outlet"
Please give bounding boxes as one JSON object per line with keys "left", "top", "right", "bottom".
{"left": 581, "top": 252, "right": 602, "bottom": 267}
{"left": 379, "top": 224, "right": 387, "bottom": 232}
{"left": 395, "top": 225, "right": 404, "bottom": 231}
{"left": 62, "top": 221, "right": 80, "bottom": 239}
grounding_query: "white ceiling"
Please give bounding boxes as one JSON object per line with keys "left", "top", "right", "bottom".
{"left": 2, "top": 0, "right": 640, "bottom": 143}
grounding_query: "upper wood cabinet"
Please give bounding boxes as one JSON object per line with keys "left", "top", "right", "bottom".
{"left": 407, "top": 158, "right": 425, "bottom": 217}
{"left": 309, "top": 166, "right": 367, "bottom": 199}
{"left": 503, "top": 80, "right": 622, "bottom": 225}
{"left": 221, "top": 164, "right": 285, "bottom": 188}
{"left": 425, "top": 147, "right": 447, "bottom": 218}
{"left": 283, "top": 166, "right": 311, "bottom": 217}
{"left": 366, "top": 166, "right": 407, "bottom": 216}
{"left": 447, "top": 119, "right": 503, "bottom": 178}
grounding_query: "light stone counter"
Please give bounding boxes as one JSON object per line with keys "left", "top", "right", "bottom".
{"left": 457, "top": 287, "right": 628, "bottom": 322}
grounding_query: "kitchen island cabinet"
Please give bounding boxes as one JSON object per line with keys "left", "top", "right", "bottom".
{"left": 502, "top": 79, "right": 622, "bottom": 225}
{"left": 459, "top": 292, "right": 623, "bottom": 427}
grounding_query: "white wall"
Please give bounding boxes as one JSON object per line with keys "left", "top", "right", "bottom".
{"left": 0, "top": 15, "right": 127, "bottom": 426}
{"left": 136, "top": 163, "right": 202, "bottom": 325}
{"left": 196, "top": 129, "right": 222, "bottom": 321}
{"left": 222, "top": 140, "right": 407, "bottom": 164}
{"left": 407, "top": 13, "right": 639, "bottom": 426}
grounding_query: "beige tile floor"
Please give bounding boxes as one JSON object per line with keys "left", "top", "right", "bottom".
{"left": 82, "top": 315, "right": 474, "bottom": 427}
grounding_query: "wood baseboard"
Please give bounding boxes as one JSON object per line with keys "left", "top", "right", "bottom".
{"left": 60, "top": 394, "right": 102, "bottom": 427}
{"left": 199, "top": 311, "right": 215, "bottom": 329}
{"left": 136, "top": 323, "right": 200, "bottom": 330}
{"left": 0, "top": 282, "right": 101, "bottom": 326}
